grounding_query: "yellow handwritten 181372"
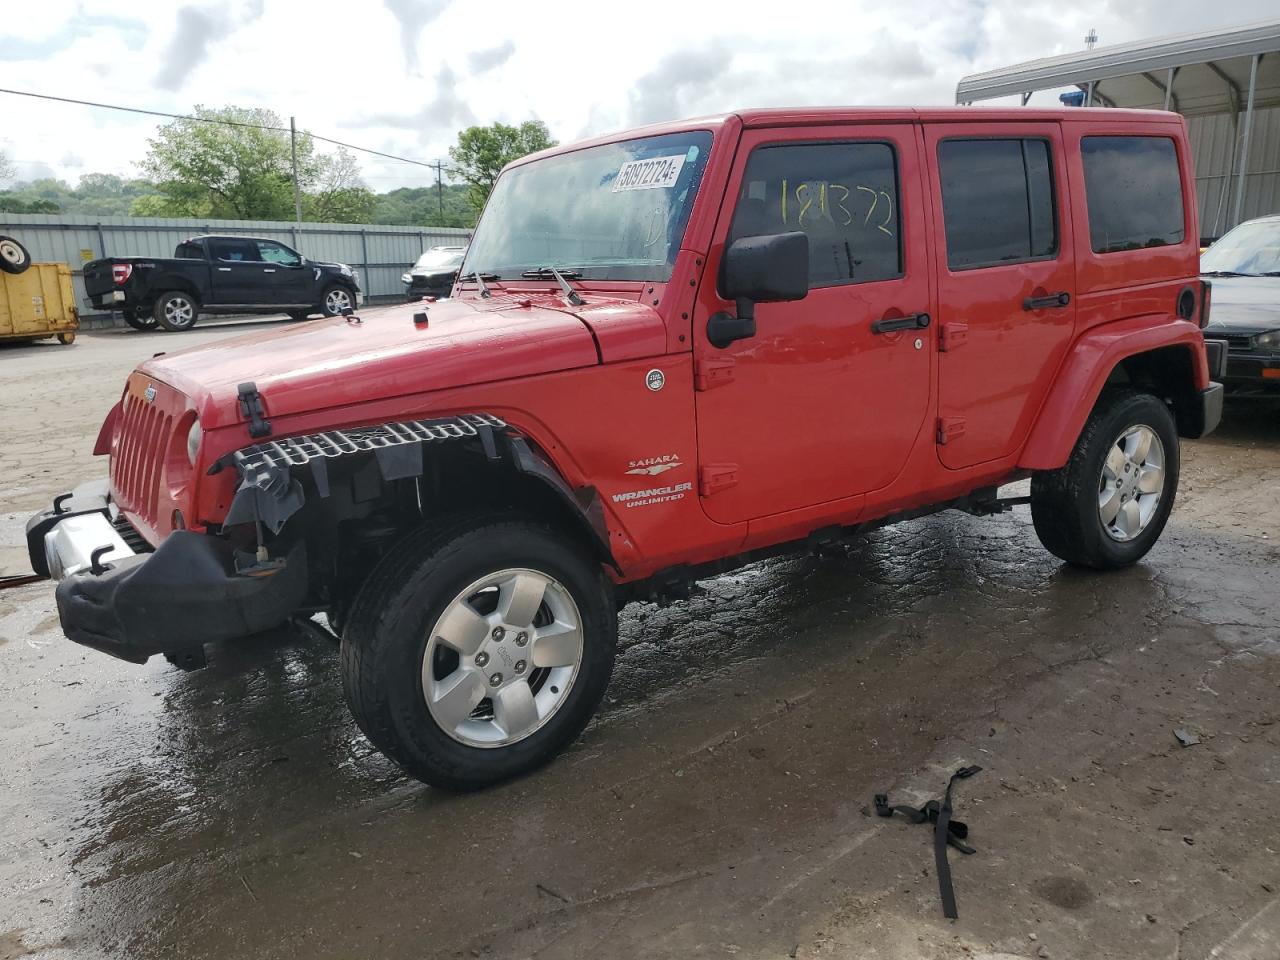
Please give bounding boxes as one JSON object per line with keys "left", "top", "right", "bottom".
{"left": 780, "top": 180, "right": 894, "bottom": 235}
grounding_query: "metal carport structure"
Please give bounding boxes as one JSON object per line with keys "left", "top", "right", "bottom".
{"left": 955, "top": 18, "right": 1280, "bottom": 238}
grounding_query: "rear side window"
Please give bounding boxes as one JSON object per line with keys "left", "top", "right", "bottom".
{"left": 175, "top": 242, "right": 202, "bottom": 259}
{"left": 1081, "top": 137, "right": 1184, "bottom": 254}
{"left": 210, "top": 239, "right": 260, "bottom": 262}
{"left": 937, "top": 139, "right": 1057, "bottom": 270}
{"left": 728, "top": 141, "right": 902, "bottom": 286}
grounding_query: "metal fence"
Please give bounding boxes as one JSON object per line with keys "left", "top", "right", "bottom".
{"left": 1187, "top": 105, "right": 1280, "bottom": 240}
{"left": 0, "top": 213, "right": 472, "bottom": 316}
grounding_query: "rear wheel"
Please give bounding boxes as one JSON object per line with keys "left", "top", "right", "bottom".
{"left": 0, "top": 235, "right": 31, "bottom": 274}
{"left": 56, "top": 332, "right": 76, "bottom": 345}
{"left": 154, "top": 291, "right": 199, "bottom": 332}
{"left": 122, "top": 309, "right": 158, "bottom": 331}
{"left": 341, "top": 516, "right": 616, "bottom": 790}
{"left": 320, "top": 285, "right": 354, "bottom": 317}
{"left": 1031, "top": 388, "right": 1179, "bottom": 569}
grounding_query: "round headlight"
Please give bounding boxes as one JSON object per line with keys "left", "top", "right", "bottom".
{"left": 1254, "top": 330, "right": 1280, "bottom": 351}
{"left": 186, "top": 420, "right": 202, "bottom": 466}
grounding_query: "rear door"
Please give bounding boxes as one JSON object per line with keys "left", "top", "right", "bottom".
{"left": 693, "top": 123, "right": 934, "bottom": 524}
{"left": 208, "top": 237, "right": 265, "bottom": 304}
{"left": 923, "top": 123, "right": 1077, "bottom": 469}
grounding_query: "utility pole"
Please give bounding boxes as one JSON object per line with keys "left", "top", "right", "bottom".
{"left": 290, "top": 115, "right": 302, "bottom": 223}
{"left": 1084, "top": 28, "right": 1098, "bottom": 51}
{"left": 433, "top": 160, "right": 445, "bottom": 223}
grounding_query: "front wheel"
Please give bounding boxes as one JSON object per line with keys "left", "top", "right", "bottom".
{"left": 341, "top": 516, "right": 616, "bottom": 790}
{"left": 153, "top": 291, "right": 199, "bottom": 332}
{"left": 320, "top": 285, "right": 355, "bottom": 317}
{"left": 1031, "top": 388, "right": 1179, "bottom": 569}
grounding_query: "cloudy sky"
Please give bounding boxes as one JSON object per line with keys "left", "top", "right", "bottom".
{"left": 0, "top": 0, "right": 1275, "bottom": 191}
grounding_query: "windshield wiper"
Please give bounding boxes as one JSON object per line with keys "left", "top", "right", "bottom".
{"left": 459, "top": 271, "right": 499, "bottom": 298}
{"left": 521, "top": 266, "right": 585, "bottom": 306}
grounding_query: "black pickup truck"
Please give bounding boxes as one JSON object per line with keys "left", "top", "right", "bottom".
{"left": 83, "top": 235, "right": 362, "bottom": 331}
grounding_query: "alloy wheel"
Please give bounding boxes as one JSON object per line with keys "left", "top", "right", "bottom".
{"left": 1098, "top": 424, "right": 1165, "bottom": 542}
{"left": 422, "top": 568, "right": 583, "bottom": 748}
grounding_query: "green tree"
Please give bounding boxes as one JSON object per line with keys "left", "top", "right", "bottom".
{"left": 302, "top": 148, "right": 376, "bottom": 223}
{"left": 448, "top": 120, "right": 557, "bottom": 212}
{"left": 139, "top": 105, "right": 371, "bottom": 222}
{"left": 0, "top": 149, "right": 13, "bottom": 186}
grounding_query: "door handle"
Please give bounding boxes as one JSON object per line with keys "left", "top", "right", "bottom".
{"left": 263, "top": 268, "right": 276, "bottom": 273}
{"left": 1023, "top": 291, "right": 1071, "bottom": 310}
{"left": 217, "top": 267, "right": 231, "bottom": 272}
{"left": 871, "top": 312, "right": 930, "bottom": 334}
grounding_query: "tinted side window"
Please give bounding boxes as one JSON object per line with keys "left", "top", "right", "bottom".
{"left": 728, "top": 141, "right": 902, "bottom": 286}
{"left": 938, "top": 139, "right": 1058, "bottom": 270}
{"left": 257, "top": 241, "right": 301, "bottom": 266}
{"left": 175, "top": 242, "right": 202, "bottom": 259}
{"left": 1081, "top": 137, "right": 1184, "bottom": 253}
{"left": 210, "top": 239, "right": 260, "bottom": 262}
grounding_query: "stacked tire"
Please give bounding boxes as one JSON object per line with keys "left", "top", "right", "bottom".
{"left": 0, "top": 235, "right": 32, "bottom": 275}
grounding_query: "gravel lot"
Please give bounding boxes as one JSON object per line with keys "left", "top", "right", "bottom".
{"left": 2, "top": 323, "right": 1278, "bottom": 960}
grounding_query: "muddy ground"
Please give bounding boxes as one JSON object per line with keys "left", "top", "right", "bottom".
{"left": 2, "top": 325, "right": 1278, "bottom": 960}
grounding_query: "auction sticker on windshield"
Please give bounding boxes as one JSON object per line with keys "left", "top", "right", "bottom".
{"left": 613, "top": 155, "right": 687, "bottom": 192}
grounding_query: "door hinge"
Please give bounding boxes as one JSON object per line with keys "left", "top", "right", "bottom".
{"left": 937, "top": 417, "right": 966, "bottom": 445}
{"left": 694, "top": 357, "right": 735, "bottom": 391}
{"left": 699, "top": 463, "right": 739, "bottom": 496}
{"left": 939, "top": 322, "right": 968, "bottom": 352}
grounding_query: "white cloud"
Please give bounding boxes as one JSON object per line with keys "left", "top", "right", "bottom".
{"left": 0, "top": 0, "right": 1276, "bottom": 190}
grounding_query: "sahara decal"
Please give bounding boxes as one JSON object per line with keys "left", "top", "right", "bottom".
{"left": 625, "top": 454, "right": 683, "bottom": 476}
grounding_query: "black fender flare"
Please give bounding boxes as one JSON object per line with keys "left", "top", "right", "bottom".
{"left": 213, "top": 413, "right": 615, "bottom": 566}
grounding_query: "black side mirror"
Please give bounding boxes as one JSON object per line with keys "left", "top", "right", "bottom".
{"left": 708, "top": 232, "right": 809, "bottom": 348}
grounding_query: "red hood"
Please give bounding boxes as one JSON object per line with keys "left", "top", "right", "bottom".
{"left": 139, "top": 294, "right": 666, "bottom": 428}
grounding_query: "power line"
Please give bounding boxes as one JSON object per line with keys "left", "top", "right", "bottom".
{"left": 0, "top": 86, "right": 447, "bottom": 170}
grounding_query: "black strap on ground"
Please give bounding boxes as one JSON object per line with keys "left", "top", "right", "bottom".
{"left": 0, "top": 573, "right": 45, "bottom": 591}
{"left": 875, "top": 765, "right": 982, "bottom": 920}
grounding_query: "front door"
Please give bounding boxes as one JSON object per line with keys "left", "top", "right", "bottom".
{"left": 923, "top": 123, "right": 1077, "bottom": 469}
{"left": 255, "top": 240, "right": 312, "bottom": 305}
{"left": 694, "top": 124, "right": 934, "bottom": 525}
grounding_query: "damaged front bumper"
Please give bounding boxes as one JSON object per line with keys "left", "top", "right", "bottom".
{"left": 26, "top": 480, "right": 307, "bottom": 664}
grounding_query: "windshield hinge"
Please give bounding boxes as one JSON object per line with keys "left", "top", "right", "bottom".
{"left": 237, "top": 382, "right": 272, "bottom": 438}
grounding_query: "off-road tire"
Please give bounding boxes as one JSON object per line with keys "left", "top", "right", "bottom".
{"left": 340, "top": 514, "right": 616, "bottom": 791}
{"left": 122, "top": 309, "right": 158, "bottom": 331}
{"left": 0, "top": 235, "right": 31, "bottom": 274}
{"left": 153, "top": 291, "right": 199, "bottom": 332}
{"left": 1031, "top": 388, "right": 1179, "bottom": 569}
{"left": 320, "top": 284, "right": 355, "bottom": 317}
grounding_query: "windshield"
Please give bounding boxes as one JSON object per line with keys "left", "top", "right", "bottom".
{"left": 1201, "top": 219, "right": 1280, "bottom": 275}
{"left": 462, "top": 130, "right": 714, "bottom": 282}
{"left": 414, "top": 249, "right": 466, "bottom": 271}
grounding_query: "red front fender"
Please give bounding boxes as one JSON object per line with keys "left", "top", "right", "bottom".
{"left": 1018, "top": 316, "right": 1209, "bottom": 471}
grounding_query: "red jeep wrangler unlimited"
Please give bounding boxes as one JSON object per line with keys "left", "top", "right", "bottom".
{"left": 28, "top": 108, "right": 1224, "bottom": 789}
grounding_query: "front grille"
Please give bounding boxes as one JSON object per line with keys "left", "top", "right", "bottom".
{"left": 1223, "top": 334, "right": 1254, "bottom": 353}
{"left": 111, "top": 390, "right": 174, "bottom": 530}
{"left": 112, "top": 511, "right": 153, "bottom": 553}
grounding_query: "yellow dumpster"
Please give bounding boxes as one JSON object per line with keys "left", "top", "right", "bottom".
{"left": 0, "top": 263, "right": 80, "bottom": 346}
